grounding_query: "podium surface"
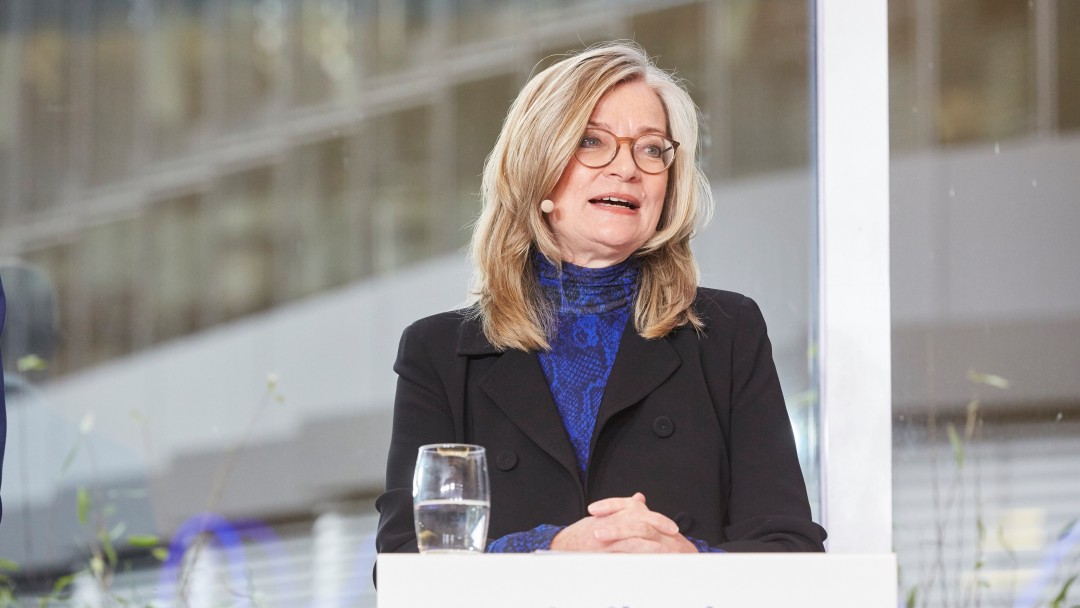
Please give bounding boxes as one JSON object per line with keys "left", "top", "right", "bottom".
{"left": 378, "top": 553, "right": 897, "bottom": 607}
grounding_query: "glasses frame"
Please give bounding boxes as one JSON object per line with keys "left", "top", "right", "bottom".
{"left": 574, "top": 127, "right": 680, "bottom": 175}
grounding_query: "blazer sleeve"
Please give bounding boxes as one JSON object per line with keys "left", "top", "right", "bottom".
{"left": 712, "top": 296, "right": 826, "bottom": 552}
{"left": 375, "top": 317, "right": 459, "bottom": 554}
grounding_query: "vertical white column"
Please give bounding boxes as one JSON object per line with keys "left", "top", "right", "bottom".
{"left": 814, "top": 0, "right": 893, "bottom": 553}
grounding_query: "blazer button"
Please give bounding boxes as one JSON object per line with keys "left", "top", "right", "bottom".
{"left": 674, "top": 511, "right": 694, "bottom": 534}
{"left": 495, "top": 450, "right": 518, "bottom": 471}
{"left": 652, "top": 416, "right": 674, "bottom": 438}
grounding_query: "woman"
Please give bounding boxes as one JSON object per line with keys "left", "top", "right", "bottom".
{"left": 376, "top": 42, "right": 826, "bottom": 554}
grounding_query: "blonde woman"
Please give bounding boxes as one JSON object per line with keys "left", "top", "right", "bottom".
{"left": 376, "top": 42, "right": 825, "bottom": 554}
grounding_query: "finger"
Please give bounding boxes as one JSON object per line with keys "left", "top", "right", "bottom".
{"left": 605, "top": 533, "right": 696, "bottom": 554}
{"left": 593, "top": 519, "right": 662, "bottom": 543}
{"left": 602, "top": 537, "right": 661, "bottom": 554}
{"left": 587, "top": 495, "right": 648, "bottom": 516}
{"left": 640, "top": 511, "right": 680, "bottom": 536}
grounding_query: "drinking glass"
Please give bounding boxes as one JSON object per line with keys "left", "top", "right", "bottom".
{"left": 412, "top": 444, "right": 490, "bottom": 553}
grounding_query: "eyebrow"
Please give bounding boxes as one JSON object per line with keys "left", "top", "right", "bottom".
{"left": 587, "top": 121, "right": 669, "bottom": 137}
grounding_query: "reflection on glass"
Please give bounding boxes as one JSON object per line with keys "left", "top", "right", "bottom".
{"left": 20, "top": 1, "right": 74, "bottom": 213}
{"left": 372, "top": 106, "right": 432, "bottom": 271}
{"left": 149, "top": 195, "right": 205, "bottom": 344}
{"left": 451, "top": 74, "right": 518, "bottom": 245}
{"left": 1058, "top": 0, "right": 1080, "bottom": 132}
{"left": 221, "top": 1, "right": 280, "bottom": 130}
{"left": 89, "top": 2, "right": 138, "bottom": 186}
{"left": 938, "top": 0, "right": 1034, "bottom": 144}
{"left": 147, "top": 1, "right": 209, "bottom": 159}
{"left": 212, "top": 167, "right": 276, "bottom": 323}
{"left": 294, "top": 0, "right": 357, "bottom": 106}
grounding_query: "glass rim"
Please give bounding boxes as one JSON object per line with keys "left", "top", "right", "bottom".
{"left": 417, "top": 443, "right": 486, "bottom": 454}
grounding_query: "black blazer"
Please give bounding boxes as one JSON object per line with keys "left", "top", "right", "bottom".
{"left": 375, "top": 288, "right": 826, "bottom": 553}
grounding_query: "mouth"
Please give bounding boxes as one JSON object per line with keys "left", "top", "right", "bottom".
{"left": 588, "top": 195, "right": 640, "bottom": 211}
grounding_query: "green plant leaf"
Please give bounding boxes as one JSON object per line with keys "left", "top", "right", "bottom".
{"left": 151, "top": 548, "right": 170, "bottom": 562}
{"left": 967, "top": 370, "right": 1010, "bottom": 389}
{"left": 1051, "top": 574, "right": 1077, "bottom": 608}
{"left": 51, "top": 574, "right": 74, "bottom": 596}
{"left": 90, "top": 555, "right": 105, "bottom": 579}
{"left": 127, "top": 535, "right": 161, "bottom": 548}
{"left": 905, "top": 586, "right": 917, "bottom": 608}
{"left": 99, "top": 532, "right": 118, "bottom": 566}
{"left": 0, "top": 559, "right": 17, "bottom": 572}
{"left": 16, "top": 354, "right": 47, "bottom": 373}
{"left": 76, "top": 488, "right": 91, "bottom": 526}
{"left": 946, "top": 422, "right": 964, "bottom": 467}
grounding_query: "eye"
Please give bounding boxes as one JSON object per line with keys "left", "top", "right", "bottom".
{"left": 637, "top": 138, "right": 666, "bottom": 158}
{"left": 579, "top": 136, "right": 603, "bottom": 149}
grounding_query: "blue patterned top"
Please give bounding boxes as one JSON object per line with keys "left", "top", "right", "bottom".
{"left": 486, "top": 254, "right": 720, "bottom": 554}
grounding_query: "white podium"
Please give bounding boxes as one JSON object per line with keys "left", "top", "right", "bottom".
{"left": 378, "top": 553, "right": 897, "bottom": 607}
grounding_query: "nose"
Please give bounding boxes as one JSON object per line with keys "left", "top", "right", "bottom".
{"left": 606, "top": 141, "right": 640, "bottom": 180}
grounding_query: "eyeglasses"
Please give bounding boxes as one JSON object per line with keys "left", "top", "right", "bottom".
{"left": 574, "top": 127, "right": 680, "bottom": 174}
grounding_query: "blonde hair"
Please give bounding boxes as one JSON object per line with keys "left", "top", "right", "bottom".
{"left": 470, "top": 41, "right": 714, "bottom": 351}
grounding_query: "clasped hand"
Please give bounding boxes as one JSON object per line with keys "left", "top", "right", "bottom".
{"left": 549, "top": 492, "right": 697, "bottom": 553}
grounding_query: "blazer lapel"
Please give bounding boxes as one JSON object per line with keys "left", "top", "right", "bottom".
{"left": 461, "top": 323, "right": 580, "bottom": 480}
{"left": 593, "top": 321, "right": 683, "bottom": 441}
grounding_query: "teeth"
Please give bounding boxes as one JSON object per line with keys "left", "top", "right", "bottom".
{"left": 595, "top": 196, "right": 635, "bottom": 208}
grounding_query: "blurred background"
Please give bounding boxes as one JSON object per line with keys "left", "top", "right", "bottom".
{"left": 0, "top": 0, "right": 1077, "bottom": 606}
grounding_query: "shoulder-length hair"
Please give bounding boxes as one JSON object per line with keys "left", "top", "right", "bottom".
{"left": 470, "top": 41, "right": 714, "bottom": 351}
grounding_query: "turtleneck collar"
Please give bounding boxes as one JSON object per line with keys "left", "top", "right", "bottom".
{"left": 535, "top": 252, "right": 639, "bottom": 315}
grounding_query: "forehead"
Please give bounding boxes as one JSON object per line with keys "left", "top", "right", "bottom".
{"left": 589, "top": 80, "right": 668, "bottom": 132}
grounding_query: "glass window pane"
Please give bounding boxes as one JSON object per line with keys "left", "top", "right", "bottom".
{"left": 451, "top": 74, "right": 517, "bottom": 247}
{"left": 19, "top": 1, "right": 74, "bottom": 212}
{"left": 145, "top": 0, "right": 209, "bottom": 159}
{"left": 1058, "top": 0, "right": 1080, "bottom": 132}
{"left": 220, "top": 1, "right": 281, "bottom": 130}
{"left": 937, "top": 0, "right": 1035, "bottom": 144}
{"left": 147, "top": 194, "right": 206, "bottom": 344}
{"left": 293, "top": 0, "right": 357, "bottom": 106}
{"left": 371, "top": 106, "right": 432, "bottom": 271}
{"left": 21, "top": 242, "right": 75, "bottom": 375}
{"left": 892, "top": 1, "right": 1080, "bottom": 605}
{"left": 726, "top": 0, "right": 810, "bottom": 176}
{"left": 452, "top": 0, "right": 520, "bottom": 46}
{"left": 280, "top": 136, "right": 360, "bottom": 299}
{"left": 88, "top": 1, "right": 138, "bottom": 185}
{"left": 361, "top": 0, "right": 437, "bottom": 76}
{"left": 210, "top": 167, "right": 276, "bottom": 322}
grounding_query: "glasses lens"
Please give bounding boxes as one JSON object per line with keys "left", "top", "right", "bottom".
{"left": 575, "top": 129, "right": 616, "bottom": 168}
{"left": 633, "top": 135, "right": 675, "bottom": 173}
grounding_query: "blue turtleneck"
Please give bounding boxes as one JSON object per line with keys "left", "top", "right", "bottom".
{"left": 535, "top": 254, "right": 638, "bottom": 476}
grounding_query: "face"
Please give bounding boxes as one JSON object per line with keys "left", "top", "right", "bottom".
{"left": 545, "top": 80, "right": 670, "bottom": 268}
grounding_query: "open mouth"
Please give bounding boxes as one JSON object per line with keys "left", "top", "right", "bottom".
{"left": 589, "top": 196, "right": 639, "bottom": 210}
